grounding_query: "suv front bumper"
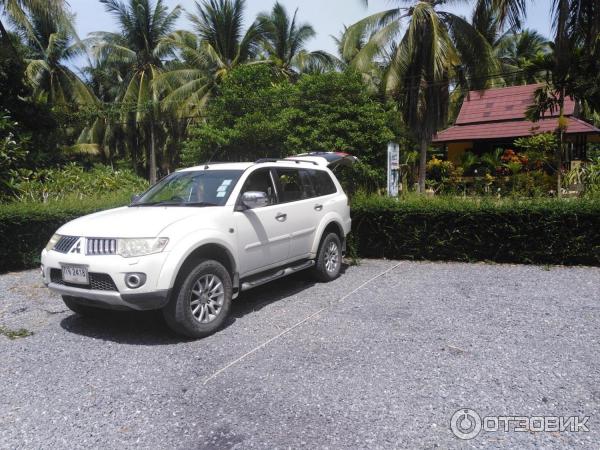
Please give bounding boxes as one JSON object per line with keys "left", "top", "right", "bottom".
{"left": 41, "top": 249, "right": 172, "bottom": 311}
{"left": 45, "top": 282, "right": 171, "bottom": 311}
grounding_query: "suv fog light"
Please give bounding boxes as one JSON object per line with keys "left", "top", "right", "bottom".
{"left": 125, "top": 273, "right": 146, "bottom": 289}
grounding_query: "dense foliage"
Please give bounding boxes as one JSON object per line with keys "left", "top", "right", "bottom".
{"left": 0, "top": 0, "right": 598, "bottom": 196}
{"left": 13, "top": 163, "right": 148, "bottom": 202}
{"left": 351, "top": 194, "right": 600, "bottom": 265}
{"left": 181, "top": 66, "right": 398, "bottom": 190}
{"left": 2, "top": 193, "right": 598, "bottom": 273}
{"left": 0, "top": 194, "right": 132, "bottom": 272}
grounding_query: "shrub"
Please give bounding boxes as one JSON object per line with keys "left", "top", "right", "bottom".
{"left": 3, "top": 192, "right": 598, "bottom": 273}
{"left": 0, "top": 194, "right": 131, "bottom": 272}
{"left": 13, "top": 163, "right": 148, "bottom": 202}
{"left": 0, "top": 111, "right": 28, "bottom": 199}
{"left": 565, "top": 158, "right": 600, "bottom": 196}
{"left": 181, "top": 66, "right": 398, "bottom": 174}
{"left": 351, "top": 194, "right": 600, "bottom": 265}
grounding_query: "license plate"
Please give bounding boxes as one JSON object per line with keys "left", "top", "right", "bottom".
{"left": 62, "top": 265, "right": 89, "bottom": 285}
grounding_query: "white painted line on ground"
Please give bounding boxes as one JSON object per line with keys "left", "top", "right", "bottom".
{"left": 203, "top": 261, "right": 405, "bottom": 384}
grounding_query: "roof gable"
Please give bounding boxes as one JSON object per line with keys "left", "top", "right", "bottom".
{"left": 455, "top": 84, "right": 576, "bottom": 125}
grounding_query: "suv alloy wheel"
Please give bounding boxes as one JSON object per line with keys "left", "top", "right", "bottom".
{"left": 163, "top": 260, "right": 233, "bottom": 338}
{"left": 313, "top": 233, "right": 342, "bottom": 282}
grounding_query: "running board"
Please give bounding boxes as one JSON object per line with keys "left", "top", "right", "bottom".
{"left": 241, "top": 260, "right": 315, "bottom": 291}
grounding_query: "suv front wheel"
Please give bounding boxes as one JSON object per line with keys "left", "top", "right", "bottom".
{"left": 163, "top": 260, "right": 233, "bottom": 338}
{"left": 312, "top": 233, "right": 342, "bottom": 282}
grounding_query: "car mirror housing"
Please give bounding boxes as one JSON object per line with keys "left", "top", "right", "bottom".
{"left": 241, "top": 191, "right": 269, "bottom": 210}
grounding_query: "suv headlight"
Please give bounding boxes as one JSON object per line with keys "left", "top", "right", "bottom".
{"left": 45, "top": 234, "right": 61, "bottom": 251}
{"left": 117, "top": 238, "right": 169, "bottom": 258}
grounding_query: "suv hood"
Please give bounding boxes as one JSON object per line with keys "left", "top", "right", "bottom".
{"left": 58, "top": 206, "right": 212, "bottom": 238}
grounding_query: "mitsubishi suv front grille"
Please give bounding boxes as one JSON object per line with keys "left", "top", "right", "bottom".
{"left": 54, "top": 236, "right": 79, "bottom": 253}
{"left": 87, "top": 238, "right": 117, "bottom": 255}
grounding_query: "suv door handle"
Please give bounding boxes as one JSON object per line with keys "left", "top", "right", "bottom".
{"left": 275, "top": 213, "right": 287, "bottom": 222}
{"left": 314, "top": 204, "right": 323, "bottom": 211}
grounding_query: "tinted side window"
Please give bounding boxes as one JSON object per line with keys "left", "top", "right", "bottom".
{"left": 311, "top": 170, "right": 337, "bottom": 196}
{"left": 275, "top": 168, "right": 307, "bottom": 203}
{"left": 299, "top": 170, "right": 317, "bottom": 199}
{"left": 240, "top": 169, "right": 276, "bottom": 206}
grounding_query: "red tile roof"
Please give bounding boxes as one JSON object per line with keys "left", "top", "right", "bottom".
{"left": 433, "top": 117, "right": 598, "bottom": 143}
{"left": 455, "top": 83, "right": 576, "bottom": 125}
{"left": 432, "top": 84, "right": 598, "bottom": 143}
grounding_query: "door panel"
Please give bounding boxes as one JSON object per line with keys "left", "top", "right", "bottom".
{"left": 273, "top": 168, "right": 319, "bottom": 259}
{"left": 234, "top": 168, "right": 290, "bottom": 276}
{"left": 235, "top": 205, "right": 290, "bottom": 275}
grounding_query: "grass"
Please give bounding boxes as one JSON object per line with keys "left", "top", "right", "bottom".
{"left": 0, "top": 325, "right": 33, "bottom": 340}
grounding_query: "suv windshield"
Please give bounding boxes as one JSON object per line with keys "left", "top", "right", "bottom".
{"left": 133, "top": 170, "right": 243, "bottom": 207}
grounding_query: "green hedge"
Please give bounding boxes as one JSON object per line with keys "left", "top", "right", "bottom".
{"left": 1, "top": 194, "right": 598, "bottom": 273}
{"left": 0, "top": 194, "right": 130, "bottom": 272}
{"left": 351, "top": 195, "right": 600, "bottom": 266}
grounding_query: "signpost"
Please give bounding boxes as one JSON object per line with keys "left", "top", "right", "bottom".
{"left": 387, "top": 142, "right": 400, "bottom": 197}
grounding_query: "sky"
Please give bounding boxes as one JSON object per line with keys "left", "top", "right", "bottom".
{"left": 67, "top": 0, "right": 555, "bottom": 57}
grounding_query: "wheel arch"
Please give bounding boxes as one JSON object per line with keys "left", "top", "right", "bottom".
{"left": 312, "top": 218, "right": 346, "bottom": 255}
{"left": 175, "top": 243, "right": 236, "bottom": 285}
{"left": 159, "top": 236, "right": 239, "bottom": 293}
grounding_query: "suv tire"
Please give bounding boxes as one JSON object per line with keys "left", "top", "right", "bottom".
{"left": 312, "top": 232, "right": 342, "bottom": 282}
{"left": 163, "top": 260, "right": 232, "bottom": 339}
{"left": 62, "top": 295, "right": 101, "bottom": 316}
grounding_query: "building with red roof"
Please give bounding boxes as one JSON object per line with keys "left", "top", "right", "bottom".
{"left": 433, "top": 84, "right": 600, "bottom": 166}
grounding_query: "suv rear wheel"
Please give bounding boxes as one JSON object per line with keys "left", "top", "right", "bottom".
{"left": 312, "top": 233, "right": 342, "bottom": 282}
{"left": 163, "top": 260, "right": 232, "bottom": 339}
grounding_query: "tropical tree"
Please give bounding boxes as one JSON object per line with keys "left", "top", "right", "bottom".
{"left": 185, "top": 0, "right": 263, "bottom": 80}
{"left": 256, "top": 2, "right": 333, "bottom": 76}
{"left": 523, "top": 0, "right": 600, "bottom": 196}
{"left": 349, "top": 1, "right": 496, "bottom": 192}
{"left": 496, "top": 29, "right": 550, "bottom": 84}
{"left": 89, "top": 0, "right": 181, "bottom": 182}
{"left": 0, "top": 0, "right": 65, "bottom": 49}
{"left": 155, "top": 0, "right": 263, "bottom": 119}
{"left": 332, "top": 24, "right": 392, "bottom": 93}
{"left": 16, "top": 10, "right": 95, "bottom": 106}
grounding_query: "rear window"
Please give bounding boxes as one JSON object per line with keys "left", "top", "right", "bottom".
{"left": 273, "top": 168, "right": 338, "bottom": 203}
{"left": 310, "top": 170, "right": 337, "bottom": 196}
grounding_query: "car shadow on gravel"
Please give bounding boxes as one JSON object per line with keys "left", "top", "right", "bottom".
{"left": 60, "top": 310, "right": 179, "bottom": 346}
{"left": 59, "top": 265, "right": 348, "bottom": 345}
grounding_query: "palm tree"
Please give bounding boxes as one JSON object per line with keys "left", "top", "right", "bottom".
{"left": 523, "top": 0, "right": 599, "bottom": 196}
{"left": 350, "top": 1, "right": 495, "bottom": 192}
{"left": 153, "top": 30, "right": 216, "bottom": 118}
{"left": 187, "top": 0, "right": 263, "bottom": 80}
{"left": 496, "top": 29, "right": 550, "bottom": 84}
{"left": 89, "top": 0, "right": 181, "bottom": 183}
{"left": 256, "top": 2, "right": 333, "bottom": 76}
{"left": 0, "top": 0, "right": 65, "bottom": 47}
{"left": 16, "top": 9, "right": 95, "bottom": 106}
{"left": 154, "top": 0, "right": 263, "bottom": 119}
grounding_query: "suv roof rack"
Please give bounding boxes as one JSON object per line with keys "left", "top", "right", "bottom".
{"left": 254, "top": 158, "right": 318, "bottom": 166}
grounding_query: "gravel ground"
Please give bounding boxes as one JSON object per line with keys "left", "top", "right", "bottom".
{"left": 0, "top": 260, "right": 599, "bottom": 449}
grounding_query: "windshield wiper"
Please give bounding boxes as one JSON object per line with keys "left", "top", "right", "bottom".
{"left": 184, "top": 202, "right": 218, "bottom": 207}
{"left": 130, "top": 201, "right": 218, "bottom": 207}
{"left": 130, "top": 201, "right": 173, "bottom": 207}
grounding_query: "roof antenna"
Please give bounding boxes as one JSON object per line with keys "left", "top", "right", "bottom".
{"left": 204, "top": 145, "right": 221, "bottom": 169}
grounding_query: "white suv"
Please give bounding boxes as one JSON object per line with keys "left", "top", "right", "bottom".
{"left": 41, "top": 153, "right": 354, "bottom": 338}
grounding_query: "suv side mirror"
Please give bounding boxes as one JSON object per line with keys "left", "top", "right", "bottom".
{"left": 241, "top": 191, "right": 269, "bottom": 210}
{"left": 131, "top": 194, "right": 141, "bottom": 204}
